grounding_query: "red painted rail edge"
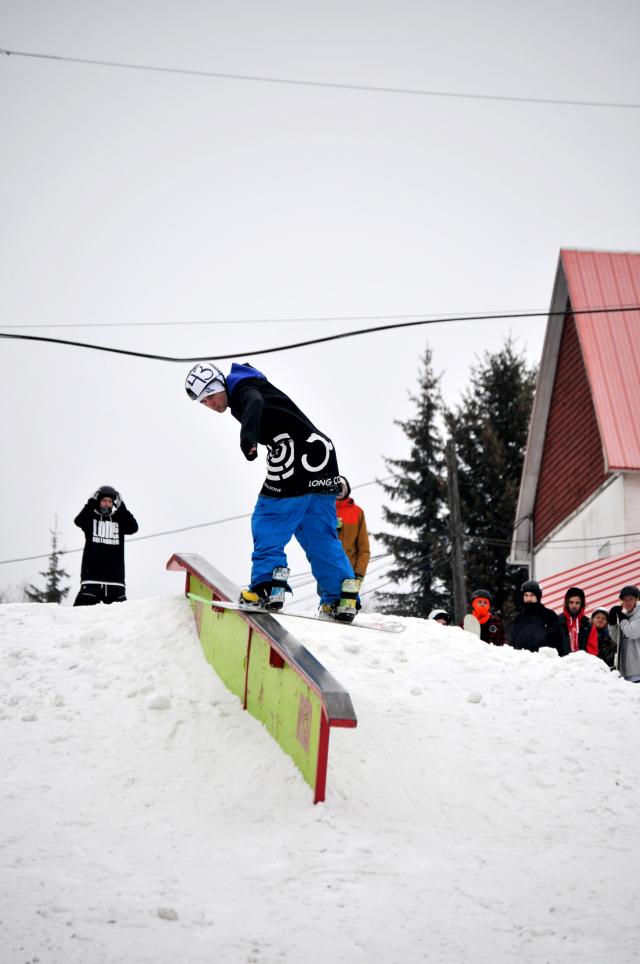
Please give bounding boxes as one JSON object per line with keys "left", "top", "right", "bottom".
{"left": 167, "top": 552, "right": 357, "bottom": 803}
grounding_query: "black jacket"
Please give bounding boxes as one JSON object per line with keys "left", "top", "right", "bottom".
{"left": 74, "top": 501, "right": 139, "bottom": 584}
{"left": 229, "top": 376, "right": 342, "bottom": 498}
{"left": 510, "top": 603, "right": 562, "bottom": 654}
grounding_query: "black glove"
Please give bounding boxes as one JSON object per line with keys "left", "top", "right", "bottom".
{"left": 608, "top": 605, "right": 623, "bottom": 625}
{"left": 113, "top": 492, "right": 123, "bottom": 511}
{"left": 241, "top": 437, "right": 258, "bottom": 461}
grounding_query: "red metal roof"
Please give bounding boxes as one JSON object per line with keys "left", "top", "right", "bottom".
{"left": 539, "top": 546, "right": 640, "bottom": 613}
{"left": 561, "top": 249, "right": 640, "bottom": 471}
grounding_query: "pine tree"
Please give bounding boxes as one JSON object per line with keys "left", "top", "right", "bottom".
{"left": 376, "top": 347, "right": 450, "bottom": 616}
{"left": 25, "top": 522, "right": 71, "bottom": 604}
{"left": 449, "top": 337, "right": 536, "bottom": 618}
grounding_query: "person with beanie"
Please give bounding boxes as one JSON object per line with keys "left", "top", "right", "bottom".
{"left": 463, "top": 589, "right": 506, "bottom": 645}
{"left": 185, "top": 361, "right": 358, "bottom": 622}
{"left": 73, "top": 485, "right": 139, "bottom": 605}
{"left": 335, "top": 476, "right": 371, "bottom": 587}
{"left": 590, "top": 608, "right": 617, "bottom": 669}
{"left": 510, "top": 580, "right": 562, "bottom": 654}
{"left": 558, "top": 586, "right": 599, "bottom": 658}
{"left": 608, "top": 585, "right": 640, "bottom": 682}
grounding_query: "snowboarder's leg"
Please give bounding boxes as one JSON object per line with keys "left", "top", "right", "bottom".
{"left": 249, "top": 495, "right": 307, "bottom": 592}
{"left": 294, "top": 495, "right": 355, "bottom": 606}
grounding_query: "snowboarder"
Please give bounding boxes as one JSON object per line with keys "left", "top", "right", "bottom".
{"left": 73, "top": 486, "right": 139, "bottom": 605}
{"left": 510, "top": 580, "right": 562, "bottom": 654}
{"left": 185, "top": 361, "right": 358, "bottom": 622}
{"left": 428, "top": 609, "right": 451, "bottom": 626}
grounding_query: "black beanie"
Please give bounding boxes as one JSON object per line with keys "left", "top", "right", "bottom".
{"left": 521, "top": 580, "right": 542, "bottom": 602}
{"left": 471, "top": 589, "right": 493, "bottom": 604}
{"left": 619, "top": 585, "right": 640, "bottom": 600}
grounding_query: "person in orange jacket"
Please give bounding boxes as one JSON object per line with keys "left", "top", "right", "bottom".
{"left": 336, "top": 476, "right": 370, "bottom": 586}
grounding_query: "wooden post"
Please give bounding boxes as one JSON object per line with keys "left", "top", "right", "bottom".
{"left": 446, "top": 438, "right": 467, "bottom": 624}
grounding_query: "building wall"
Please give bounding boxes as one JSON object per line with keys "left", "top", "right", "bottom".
{"left": 533, "top": 314, "right": 609, "bottom": 543}
{"left": 532, "top": 474, "right": 640, "bottom": 580}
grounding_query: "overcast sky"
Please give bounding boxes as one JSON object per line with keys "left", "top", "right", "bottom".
{"left": 1, "top": 0, "right": 639, "bottom": 604}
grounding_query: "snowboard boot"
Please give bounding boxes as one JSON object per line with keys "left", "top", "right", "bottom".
{"left": 321, "top": 578, "right": 359, "bottom": 623}
{"left": 239, "top": 567, "right": 290, "bottom": 612}
{"left": 265, "top": 566, "right": 290, "bottom": 611}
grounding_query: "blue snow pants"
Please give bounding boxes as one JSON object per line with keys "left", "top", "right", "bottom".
{"left": 250, "top": 494, "right": 354, "bottom": 605}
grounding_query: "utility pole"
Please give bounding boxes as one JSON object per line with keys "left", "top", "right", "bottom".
{"left": 446, "top": 438, "right": 467, "bottom": 624}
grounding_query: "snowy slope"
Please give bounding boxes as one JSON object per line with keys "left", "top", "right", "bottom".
{"left": 1, "top": 597, "right": 639, "bottom": 964}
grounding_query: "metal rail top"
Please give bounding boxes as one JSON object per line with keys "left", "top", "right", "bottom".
{"left": 166, "top": 552, "right": 357, "bottom": 728}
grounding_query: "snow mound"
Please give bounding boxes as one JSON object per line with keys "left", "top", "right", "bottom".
{"left": 1, "top": 596, "right": 639, "bottom": 963}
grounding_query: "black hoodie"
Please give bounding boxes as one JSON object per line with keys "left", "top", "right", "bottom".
{"left": 74, "top": 499, "right": 139, "bottom": 585}
{"left": 511, "top": 586, "right": 562, "bottom": 654}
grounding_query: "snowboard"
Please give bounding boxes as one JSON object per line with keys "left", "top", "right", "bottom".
{"left": 463, "top": 614, "right": 482, "bottom": 637}
{"left": 187, "top": 593, "right": 406, "bottom": 634}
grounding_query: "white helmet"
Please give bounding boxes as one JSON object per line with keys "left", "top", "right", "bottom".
{"left": 185, "top": 362, "right": 226, "bottom": 401}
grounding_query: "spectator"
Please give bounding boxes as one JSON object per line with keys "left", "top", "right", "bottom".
{"left": 608, "top": 585, "right": 640, "bottom": 682}
{"left": 510, "top": 580, "right": 562, "bottom": 654}
{"left": 335, "top": 475, "right": 371, "bottom": 587}
{"left": 429, "top": 609, "right": 451, "bottom": 626}
{"left": 558, "top": 586, "right": 598, "bottom": 658}
{"left": 465, "top": 589, "right": 506, "bottom": 646}
{"left": 73, "top": 486, "right": 139, "bottom": 606}
{"left": 590, "top": 608, "right": 616, "bottom": 669}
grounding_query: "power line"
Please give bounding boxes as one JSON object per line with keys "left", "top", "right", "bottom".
{"left": 2, "top": 48, "right": 639, "bottom": 111}
{"left": 0, "top": 310, "right": 529, "bottom": 330}
{"left": 0, "top": 477, "right": 393, "bottom": 567}
{"left": 467, "top": 530, "right": 640, "bottom": 548}
{"left": 2, "top": 305, "right": 639, "bottom": 363}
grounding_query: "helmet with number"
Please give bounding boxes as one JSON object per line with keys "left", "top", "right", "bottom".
{"left": 185, "top": 362, "right": 227, "bottom": 402}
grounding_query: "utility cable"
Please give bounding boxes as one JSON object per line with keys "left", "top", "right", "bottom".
{"left": 0, "top": 477, "right": 394, "bottom": 567}
{"left": 2, "top": 305, "right": 639, "bottom": 363}
{"left": 0, "top": 309, "right": 540, "bottom": 330}
{"left": 2, "top": 48, "right": 639, "bottom": 110}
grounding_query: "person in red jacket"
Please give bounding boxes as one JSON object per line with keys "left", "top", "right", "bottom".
{"left": 335, "top": 476, "right": 370, "bottom": 587}
{"left": 558, "top": 586, "right": 599, "bottom": 658}
{"left": 464, "top": 589, "right": 507, "bottom": 646}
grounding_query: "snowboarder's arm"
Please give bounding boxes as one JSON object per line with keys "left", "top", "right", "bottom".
{"left": 237, "top": 385, "right": 264, "bottom": 460}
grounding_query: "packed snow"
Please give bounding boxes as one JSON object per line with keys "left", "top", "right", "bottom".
{"left": 1, "top": 596, "right": 639, "bottom": 963}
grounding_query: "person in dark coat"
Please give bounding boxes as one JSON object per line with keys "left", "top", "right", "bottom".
{"left": 463, "top": 589, "right": 507, "bottom": 646}
{"left": 510, "top": 580, "right": 562, "bottom": 654}
{"left": 591, "top": 608, "right": 617, "bottom": 669}
{"left": 73, "top": 485, "right": 139, "bottom": 606}
{"left": 558, "top": 586, "right": 599, "bottom": 658}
